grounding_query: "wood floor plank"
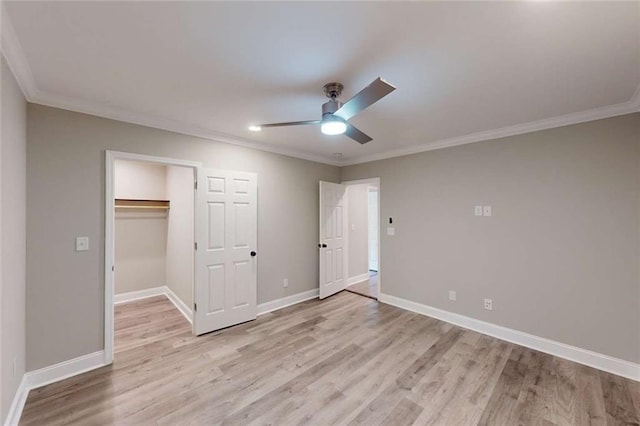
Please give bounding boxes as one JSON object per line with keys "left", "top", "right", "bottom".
{"left": 380, "top": 397, "right": 423, "bottom": 426}
{"left": 478, "top": 345, "right": 530, "bottom": 425}
{"left": 19, "top": 292, "right": 639, "bottom": 425}
{"left": 575, "top": 364, "right": 607, "bottom": 426}
{"left": 599, "top": 369, "right": 640, "bottom": 426}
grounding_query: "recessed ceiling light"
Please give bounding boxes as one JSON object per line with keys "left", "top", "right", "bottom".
{"left": 333, "top": 153, "right": 343, "bottom": 159}
{"left": 248, "top": 125, "right": 262, "bottom": 132}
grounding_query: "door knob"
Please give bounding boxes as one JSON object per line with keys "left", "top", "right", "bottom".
{"left": 250, "top": 251, "right": 257, "bottom": 257}
{"left": 321, "top": 244, "right": 327, "bottom": 248}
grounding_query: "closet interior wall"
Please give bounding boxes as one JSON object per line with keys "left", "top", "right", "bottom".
{"left": 114, "top": 160, "right": 192, "bottom": 309}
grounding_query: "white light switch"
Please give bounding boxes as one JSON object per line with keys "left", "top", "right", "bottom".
{"left": 474, "top": 206, "right": 483, "bottom": 216}
{"left": 351, "top": 224, "right": 356, "bottom": 231}
{"left": 483, "top": 206, "right": 492, "bottom": 217}
{"left": 76, "top": 236, "right": 89, "bottom": 252}
{"left": 387, "top": 227, "right": 395, "bottom": 236}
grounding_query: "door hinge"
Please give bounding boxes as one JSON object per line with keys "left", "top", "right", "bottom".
{"left": 194, "top": 180, "right": 198, "bottom": 190}
{"left": 194, "top": 242, "right": 198, "bottom": 250}
{"left": 194, "top": 303, "right": 197, "bottom": 312}
{"left": 112, "top": 265, "right": 114, "bottom": 272}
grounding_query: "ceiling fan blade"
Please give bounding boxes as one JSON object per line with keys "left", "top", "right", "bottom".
{"left": 334, "top": 77, "right": 396, "bottom": 121}
{"left": 260, "top": 120, "right": 321, "bottom": 128}
{"left": 345, "top": 123, "right": 373, "bottom": 144}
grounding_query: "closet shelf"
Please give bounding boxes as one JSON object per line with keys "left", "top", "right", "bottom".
{"left": 115, "top": 199, "right": 170, "bottom": 210}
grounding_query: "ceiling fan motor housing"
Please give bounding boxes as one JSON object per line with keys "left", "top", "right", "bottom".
{"left": 322, "top": 99, "right": 342, "bottom": 117}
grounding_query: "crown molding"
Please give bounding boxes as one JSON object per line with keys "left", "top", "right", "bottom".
{"left": 1, "top": 3, "right": 38, "bottom": 100}
{"left": 25, "top": 83, "right": 640, "bottom": 169}
{"left": 31, "top": 90, "right": 343, "bottom": 166}
{"left": 2, "top": 6, "right": 638, "bottom": 168}
{"left": 341, "top": 89, "right": 640, "bottom": 166}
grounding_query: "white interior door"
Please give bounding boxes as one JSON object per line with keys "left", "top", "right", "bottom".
{"left": 319, "top": 181, "right": 347, "bottom": 299}
{"left": 194, "top": 168, "right": 257, "bottom": 335}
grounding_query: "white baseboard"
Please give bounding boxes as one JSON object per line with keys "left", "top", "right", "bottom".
{"left": 165, "top": 286, "right": 193, "bottom": 324}
{"left": 114, "top": 286, "right": 193, "bottom": 324}
{"left": 5, "top": 288, "right": 195, "bottom": 425}
{"left": 347, "top": 273, "right": 370, "bottom": 286}
{"left": 26, "top": 350, "right": 107, "bottom": 390}
{"left": 379, "top": 293, "right": 640, "bottom": 382}
{"left": 257, "top": 289, "right": 319, "bottom": 316}
{"left": 4, "top": 376, "right": 29, "bottom": 426}
{"left": 3, "top": 351, "right": 107, "bottom": 425}
{"left": 114, "top": 286, "right": 166, "bottom": 304}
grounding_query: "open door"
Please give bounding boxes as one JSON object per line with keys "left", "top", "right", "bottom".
{"left": 194, "top": 168, "right": 257, "bottom": 335}
{"left": 319, "top": 181, "right": 347, "bottom": 299}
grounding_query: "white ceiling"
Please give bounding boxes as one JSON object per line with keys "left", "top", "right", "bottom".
{"left": 4, "top": 1, "right": 640, "bottom": 165}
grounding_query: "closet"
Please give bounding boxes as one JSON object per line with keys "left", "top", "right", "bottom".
{"left": 114, "top": 159, "right": 194, "bottom": 320}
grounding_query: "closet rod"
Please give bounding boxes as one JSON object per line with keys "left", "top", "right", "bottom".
{"left": 114, "top": 199, "right": 170, "bottom": 209}
{"left": 115, "top": 205, "right": 170, "bottom": 210}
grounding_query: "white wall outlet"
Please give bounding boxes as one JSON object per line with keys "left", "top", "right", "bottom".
{"left": 449, "top": 290, "right": 456, "bottom": 301}
{"left": 483, "top": 206, "right": 492, "bottom": 217}
{"left": 484, "top": 298, "right": 493, "bottom": 310}
{"left": 283, "top": 278, "right": 289, "bottom": 288}
{"left": 351, "top": 224, "right": 356, "bottom": 231}
{"left": 75, "top": 236, "right": 89, "bottom": 251}
{"left": 474, "top": 206, "right": 483, "bottom": 216}
{"left": 387, "top": 227, "right": 395, "bottom": 236}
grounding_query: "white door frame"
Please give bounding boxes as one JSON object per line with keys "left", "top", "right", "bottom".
{"left": 341, "top": 177, "right": 381, "bottom": 299}
{"left": 104, "top": 150, "right": 202, "bottom": 365}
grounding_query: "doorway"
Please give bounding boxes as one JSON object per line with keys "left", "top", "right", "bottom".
{"left": 106, "top": 153, "right": 199, "bottom": 362}
{"left": 105, "top": 151, "right": 259, "bottom": 364}
{"left": 345, "top": 179, "right": 380, "bottom": 300}
{"left": 318, "top": 178, "right": 381, "bottom": 300}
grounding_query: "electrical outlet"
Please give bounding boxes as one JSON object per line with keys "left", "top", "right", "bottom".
{"left": 449, "top": 290, "right": 456, "bottom": 301}
{"left": 283, "top": 278, "right": 289, "bottom": 288}
{"left": 483, "top": 206, "right": 492, "bottom": 217}
{"left": 484, "top": 298, "right": 493, "bottom": 311}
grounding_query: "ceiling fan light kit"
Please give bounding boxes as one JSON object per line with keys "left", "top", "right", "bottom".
{"left": 251, "top": 77, "right": 396, "bottom": 144}
{"left": 321, "top": 115, "right": 347, "bottom": 135}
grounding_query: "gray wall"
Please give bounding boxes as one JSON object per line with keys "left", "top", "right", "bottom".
{"left": 1, "top": 56, "right": 27, "bottom": 422}
{"left": 347, "top": 184, "right": 370, "bottom": 280}
{"left": 341, "top": 113, "right": 640, "bottom": 364}
{"left": 26, "top": 104, "right": 340, "bottom": 370}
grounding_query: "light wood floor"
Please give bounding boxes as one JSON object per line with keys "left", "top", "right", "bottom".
{"left": 346, "top": 271, "right": 378, "bottom": 299}
{"left": 20, "top": 292, "right": 639, "bottom": 425}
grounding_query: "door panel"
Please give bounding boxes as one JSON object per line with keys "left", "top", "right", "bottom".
{"left": 195, "top": 169, "right": 257, "bottom": 335}
{"left": 319, "top": 181, "right": 347, "bottom": 299}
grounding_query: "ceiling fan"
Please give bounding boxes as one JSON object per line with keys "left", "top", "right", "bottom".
{"left": 249, "top": 77, "right": 396, "bottom": 144}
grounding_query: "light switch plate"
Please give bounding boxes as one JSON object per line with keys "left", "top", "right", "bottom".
{"left": 76, "top": 236, "right": 89, "bottom": 252}
{"left": 387, "top": 227, "right": 395, "bottom": 236}
{"left": 483, "top": 206, "right": 492, "bottom": 217}
{"left": 474, "top": 206, "right": 483, "bottom": 216}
